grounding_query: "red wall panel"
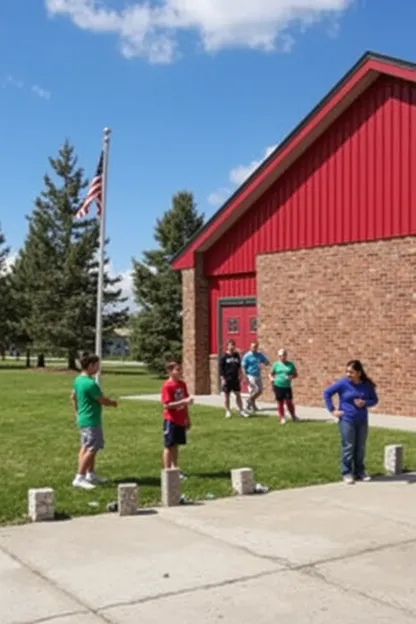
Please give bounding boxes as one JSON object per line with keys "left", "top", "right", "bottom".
{"left": 204, "top": 76, "right": 416, "bottom": 276}
{"left": 209, "top": 274, "right": 256, "bottom": 353}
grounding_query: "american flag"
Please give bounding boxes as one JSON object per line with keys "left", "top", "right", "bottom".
{"left": 75, "top": 152, "right": 103, "bottom": 219}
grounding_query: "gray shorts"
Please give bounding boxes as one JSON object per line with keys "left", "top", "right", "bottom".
{"left": 247, "top": 375, "right": 263, "bottom": 394}
{"left": 80, "top": 426, "right": 104, "bottom": 452}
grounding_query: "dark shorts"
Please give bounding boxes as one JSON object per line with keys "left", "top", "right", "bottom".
{"left": 273, "top": 386, "right": 293, "bottom": 402}
{"left": 222, "top": 378, "right": 241, "bottom": 394}
{"left": 80, "top": 426, "right": 104, "bottom": 452}
{"left": 163, "top": 420, "right": 187, "bottom": 448}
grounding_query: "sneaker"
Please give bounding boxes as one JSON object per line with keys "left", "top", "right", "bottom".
{"left": 239, "top": 410, "right": 250, "bottom": 418}
{"left": 225, "top": 410, "right": 232, "bottom": 419}
{"left": 179, "top": 472, "right": 188, "bottom": 481}
{"left": 86, "top": 472, "right": 108, "bottom": 485}
{"left": 280, "top": 417, "right": 287, "bottom": 425}
{"left": 245, "top": 400, "right": 253, "bottom": 412}
{"left": 356, "top": 474, "right": 371, "bottom": 482}
{"left": 291, "top": 415, "right": 301, "bottom": 422}
{"left": 72, "top": 475, "right": 95, "bottom": 490}
{"left": 343, "top": 474, "right": 354, "bottom": 485}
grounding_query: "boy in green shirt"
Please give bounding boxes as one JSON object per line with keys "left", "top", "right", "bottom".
{"left": 70, "top": 353, "right": 118, "bottom": 490}
{"left": 269, "top": 348, "right": 299, "bottom": 425}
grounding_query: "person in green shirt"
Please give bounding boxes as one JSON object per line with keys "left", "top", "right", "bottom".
{"left": 269, "top": 348, "right": 299, "bottom": 425}
{"left": 70, "top": 353, "right": 118, "bottom": 490}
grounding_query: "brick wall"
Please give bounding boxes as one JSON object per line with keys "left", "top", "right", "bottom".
{"left": 181, "top": 253, "right": 211, "bottom": 395}
{"left": 209, "top": 354, "right": 219, "bottom": 393}
{"left": 257, "top": 237, "right": 416, "bottom": 416}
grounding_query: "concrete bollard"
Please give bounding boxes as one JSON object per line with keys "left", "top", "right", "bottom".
{"left": 118, "top": 483, "right": 139, "bottom": 516}
{"left": 231, "top": 468, "right": 255, "bottom": 495}
{"left": 161, "top": 468, "right": 181, "bottom": 507}
{"left": 384, "top": 444, "right": 404, "bottom": 476}
{"left": 28, "top": 488, "right": 55, "bottom": 522}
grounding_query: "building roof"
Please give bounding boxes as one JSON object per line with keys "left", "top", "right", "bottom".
{"left": 171, "top": 51, "right": 416, "bottom": 271}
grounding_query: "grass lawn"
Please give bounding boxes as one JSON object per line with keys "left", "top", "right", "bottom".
{"left": 0, "top": 362, "right": 415, "bottom": 526}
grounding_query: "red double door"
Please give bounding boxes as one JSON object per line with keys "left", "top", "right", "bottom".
{"left": 220, "top": 303, "right": 257, "bottom": 393}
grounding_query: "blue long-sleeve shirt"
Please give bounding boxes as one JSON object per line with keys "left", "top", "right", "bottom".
{"left": 323, "top": 377, "right": 378, "bottom": 423}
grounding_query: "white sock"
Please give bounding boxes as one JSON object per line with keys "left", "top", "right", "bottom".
{"left": 75, "top": 473, "right": 85, "bottom": 480}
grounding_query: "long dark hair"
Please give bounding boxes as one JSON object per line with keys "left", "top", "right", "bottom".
{"left": 347, "top": 360, "right": 376, "bottom": 388}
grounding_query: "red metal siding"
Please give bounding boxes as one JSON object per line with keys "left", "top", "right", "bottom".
{"left": 204, "top": 76, "right": 416, "bottom": 276}
{"left": 209, "top": 274, "right": 256, "bottom": 353}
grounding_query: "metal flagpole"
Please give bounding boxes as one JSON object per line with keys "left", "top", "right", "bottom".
{"left": 95, "top": 127, "right": 111, "bottom": 386}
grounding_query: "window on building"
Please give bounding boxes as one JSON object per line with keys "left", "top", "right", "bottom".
{"left": 249, "top": 316, "right": 257, "bottom": 333}
{"left": 227, "top": 317, "right": 239, "bottom": 334}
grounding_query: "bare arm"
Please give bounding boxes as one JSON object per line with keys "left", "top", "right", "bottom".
{"left": 164, "top": 396, "right": 193, "bottom": 409}
{"left": 97, "top": 395, "right": 118, "bottom": 407}
{"left": 289, "top": 368, "right": 298, "bottom": 380}
{"left": 70, "top": 390, "right": 77, "bottom": 417}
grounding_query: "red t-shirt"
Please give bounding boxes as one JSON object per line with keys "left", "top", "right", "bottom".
{"left": 161, "top": 379, "right": 189, "bottom": 427}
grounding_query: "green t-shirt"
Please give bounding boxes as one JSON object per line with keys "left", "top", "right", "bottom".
{"left": 73, "top": 374, "right": 102, "bottom": 428}
{"left": 272, "top": 360, "right": 297, "bottom": 388}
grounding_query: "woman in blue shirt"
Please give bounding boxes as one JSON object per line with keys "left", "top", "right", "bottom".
{"left": 323, "top": 360, "right": 378, "bottom": 485}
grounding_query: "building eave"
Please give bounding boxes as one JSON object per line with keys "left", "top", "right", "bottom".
{"left": 171, "top": 51, "right": 416, "bottom": 271}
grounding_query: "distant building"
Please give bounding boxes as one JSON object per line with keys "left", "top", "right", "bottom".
{"left": 103, "top": 328, "right": 131, "bottom": 357}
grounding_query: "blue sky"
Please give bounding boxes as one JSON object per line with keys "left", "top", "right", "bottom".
{"left": 2, "top": 0, "right": 416, "bottom": 303}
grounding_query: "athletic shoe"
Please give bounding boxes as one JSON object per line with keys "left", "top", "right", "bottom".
{"left": 225, "top": 410, "right": 232, "bottom": 419}
{"left": 179, "top": 472, "right": 188, "bottom": 481}
{"left": 343, "top": 474, "right": 354, "bottom": 485}
{"left": 239, "top": 410, "right": 250, "bottom": 418}
{"left": 86, "top": 472, "right": 108, "bottom": 485}
{"left": 356, "top": 474, "right": 371, "bottom": 482}
{"left": 291, "top": 415, "right": 301, "bottom": 422}
{"left": 72, "top": 475, "right": 95, "bottom": 490}
{"left": 280, "top": 417, "right": 287, "bottom": 425}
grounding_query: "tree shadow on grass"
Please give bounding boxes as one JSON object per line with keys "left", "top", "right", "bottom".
{"left": 192, "top": 471, "right": 230, "bottom": 480}
{"left": 370, "top": 472, "right": 416, "bottom": 484}
{"left": 54, "top": 511, "right": 72, "bottom": 521}
{"left": 102, "top": 369, "right": 158, "bottom": 377}
{"left": 112, "top": 476, "right": 160, "bottom": 487}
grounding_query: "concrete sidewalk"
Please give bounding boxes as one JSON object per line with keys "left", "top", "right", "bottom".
{"left": 2, "top": 477, "right": 416, "bottom": 623}
{"left": 123, "top": 393, "right": 416, "bottom": 432}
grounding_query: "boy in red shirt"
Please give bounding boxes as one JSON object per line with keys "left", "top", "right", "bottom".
{"left": 161, "top": 361, "right": 193, "bottom": 470}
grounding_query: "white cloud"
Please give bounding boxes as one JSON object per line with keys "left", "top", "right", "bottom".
{"left": 208, "top": 144, "right": 277, "bottom": 206}
{"left": 2, "top": 75, "right": 51, "bottom": 100}
{"left": 207, "top": 187, "right": 231, "bottom": 207}
{"left": 0, "top": 252, "right": 17, "bottom": 277}
{"left": 32, "top": 84, "right": 51, "bottom": 100}
{"left": 107, "top": 264, "right": 137, "bottom": 312}
{"left": 45, "top": 0, "right": 352, "bottom": 63}
{"left": 229, "top": 145, "right": 277, "bottom": 186}
{"left": 2, "top": 75, "right": 24, "bottom": 89}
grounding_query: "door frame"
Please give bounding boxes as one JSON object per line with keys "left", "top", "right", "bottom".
{"left": 216, "top": 296, "right": 256, "bottom": 393}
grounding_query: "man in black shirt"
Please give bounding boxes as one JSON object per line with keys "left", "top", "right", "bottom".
{"left": 219, "top": 340, "right": 249, "bottom": 419}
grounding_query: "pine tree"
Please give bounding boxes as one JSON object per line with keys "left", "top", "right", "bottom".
{"left": 0, "top": 225, "right": 11, "bottom": 356}
{"left": 11, "top": 141, "right": 128, "bottom": 368}
{"left": 130, "top": 191, "right": 204, "bottom": 374}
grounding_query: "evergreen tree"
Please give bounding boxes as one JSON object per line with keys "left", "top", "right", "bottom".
{"left": 11, "top": 141, "right": 128, "bottom": 368}
{"left": 130, "top": 191, "right": 204, "bottom": 374}
{"left": 0, "top": 225, "right": 11, "bottom": 356}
